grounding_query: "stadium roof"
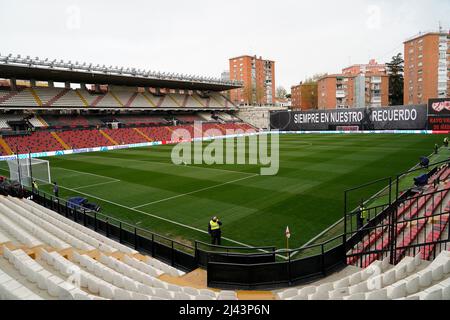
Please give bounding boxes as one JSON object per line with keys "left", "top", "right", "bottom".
{"left": 0, "top": 54, "right": 243, "bottom": 91}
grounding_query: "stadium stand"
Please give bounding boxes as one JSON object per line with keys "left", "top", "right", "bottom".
{"left": 0, "top": 195, "right": 240, "bottom": 300}
{"left": 42, "top": 115, "right": 96, "bottom": 128}
{"left": 3, "top": 131, "right": 66, "bottom": 153}
{"left": 0, "top": 86, "right": 237, "bottom": 110}
{"left": 0, "top": 88, "right": 40, "bottom": 107}
{"left": 347, "top": 166, "right": 450, "bottom": 268}
{"left": 0, "top": 114, "right": 24, "bottom": 130}
{"left": 0, "top": 122, "right": 253, "bottom": 155}
{"left": 56, "top": 129, "right": 113, "bottom": 149}
{"left": 102, "top": 128, "right": 146, "bottom": 145}
{"left": 109, "top": 115, "right": 168, "bottom": 126}
{"left": 274, "top": 251, "right": 450, "bottom": 300}
{"left": 172, "top": 114, "right": 204, "bottom": 123}
{"left": 1, "top": 186, "right": 448, "bottom": 300}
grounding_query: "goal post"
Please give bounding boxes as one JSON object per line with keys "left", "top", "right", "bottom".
{"left": 6, "top": 157, "right": 51, "bottom": 187}
{"left": 336, "top": 125, "right": 360, "bottom": 132}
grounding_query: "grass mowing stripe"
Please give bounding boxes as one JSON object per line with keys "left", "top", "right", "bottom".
{"left": 51, "top": 180, "right": 261, "bottom": 249}
{"left": 132, "top": 174, "right": 259, "bottom": 209}
{"left": 73, "top": 180, "right": 121, "bottom": 190}
{"left": 53, "top": 167, "right": 120, "bottom": 182}
{"left": 66, "top": 154, "right": 257, "bottom": 176}
{"left": 33, "top": 134, "right": 447, "bottom": 249}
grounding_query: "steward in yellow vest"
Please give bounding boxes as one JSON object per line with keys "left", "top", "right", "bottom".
{"left": 208, "top": 216, "right": 222, "bottom": 245}
{"left": 357, "top": 202, "right": 368, "bottom": 230}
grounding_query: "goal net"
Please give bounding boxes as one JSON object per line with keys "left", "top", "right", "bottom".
{"left": 336, "top": 126, "right": 360, "bottom": 132}
{"left": 6, "top": 158, "right": 51, "bottom": 187}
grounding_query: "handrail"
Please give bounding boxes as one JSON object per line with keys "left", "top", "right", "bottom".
{"left": 195, "top": 240, "right": 275, "bottom": 251}
{"left": 32, "top": 187, "right": 195, "bottom": 251}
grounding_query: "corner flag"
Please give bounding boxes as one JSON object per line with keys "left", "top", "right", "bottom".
{"left": 285, "top": 226, "right": 291, "bottom": 239}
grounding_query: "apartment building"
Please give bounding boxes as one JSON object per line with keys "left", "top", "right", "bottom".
{"left": 404, "top": 30, "right": 449, "bottom": 105}
{"left": 317, "top": 59, "right": 389, "bottom": 109}
{"left": 229, "top": 55, "right": 275, "bottom": 105}
{"left": 291, "top": 82, "right": 318, "bottom": 110}
{"left": 342, "top": 59, "right": 387, "bottom": 75}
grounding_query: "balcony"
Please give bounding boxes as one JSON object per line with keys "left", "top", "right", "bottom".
{"left": 371, "top": 76, "right": 382, "bottom": 84}
{"left": 371, "top": 96, "right": 381, "bottom": 103}
{"left": 336, "top": 90, "right": 346, "bottom": 98}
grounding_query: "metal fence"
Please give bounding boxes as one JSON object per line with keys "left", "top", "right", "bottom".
{"left": 345, "top": 160, "right": 450, "bottom": 267}
{"left": 27, "top": 188, "right": 198, "bottom": 272}
{"left": 1, "top": 157, "right": 449, "bottom": 290}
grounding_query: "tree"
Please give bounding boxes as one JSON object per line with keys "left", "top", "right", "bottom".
{"left": 386, "top": 53, "right": 404, "bottom": 106}
{"left": 304, "top": 73, "right": 328, "bottom": 84}
{"left": 243, "top": 84, "right": 252, "bottom": 105}
{"left": 255, "top": 83, "right": 265, "bottom": 105}
{"left": 276, "top": 86, "right": 287, "bottom": 99}
{"left": 302, "top": 82, "right": 318, "bottom": 109}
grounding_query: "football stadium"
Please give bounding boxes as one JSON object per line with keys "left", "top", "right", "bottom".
{"left": 0, "top": 1, "right": 450, "bottom": 308}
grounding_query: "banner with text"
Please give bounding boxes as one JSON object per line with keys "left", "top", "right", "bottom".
{"left": 427, "top": 98, "right": 450, "bottom": 131}
{"left": 270, "top": 105, "right": 428, "bottom": 131}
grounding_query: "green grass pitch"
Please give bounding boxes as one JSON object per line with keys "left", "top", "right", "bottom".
{"left": 3, "top": 133, "right": 447, "bottom": 250}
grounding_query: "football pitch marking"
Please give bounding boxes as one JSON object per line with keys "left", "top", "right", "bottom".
{"left": 72, "top": 180, "right": 120, "bottom": 190}
{"left": 132, "top": 174, "right": 259, "bottom": 209}
{"left": 54, "top": 167, "right": 120, "bottom": 182}
{"left": 72, "top": 154, "right": 257, "bottom": 176}
{"left": 54, "top": 180, "right": 267, "bottom": 250}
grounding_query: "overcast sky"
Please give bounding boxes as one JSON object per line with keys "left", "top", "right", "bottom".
{"left": 0, "top": 0, "right": 449, "bottom": 91}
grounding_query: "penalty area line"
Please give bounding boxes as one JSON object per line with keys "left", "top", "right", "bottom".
{"left": 54, "top": 182, "right": 271, "bottom": 252}
{"left": 132, "top": 174, "right": 259, "bottom": 209}
{"left": 73, "top": 180, "right": 120, "bottom": 190}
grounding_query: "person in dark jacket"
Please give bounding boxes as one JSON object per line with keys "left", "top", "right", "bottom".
{"left": 53, "top": 182, "right": 59, "bottom": 198}
{"left": 208, "top": 216, "right": 222, "bottom": 245}
{"left": 420, "top": 156, "right": 430, "bottom": 169}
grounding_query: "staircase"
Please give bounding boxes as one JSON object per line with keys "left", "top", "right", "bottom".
{"left": 168, "top": 95, "right": 183, "bottom": 108}
{"left": 125, "top": 93, "right": 138, "bottom": 108}
{"left": 75, "top": 90, "right": 89, "bottom": 107}
{"left": 29, "top": 88, "right": 43, "bottom": 107}
{"left": 192, "top": 95, "right": 206, "bottom": 108}
{"left": 109, "top": 91, "right": 124, "bottom": 107}
{"left": 90, "top": 95, "right": 105, "bottom": 107}
{"left": 44, "top": 89, "right": 70, "bottom": 107}
{"left": 156, "top": 96, "right": 165, "bottom": 108}
{"left": 0, "top": 137, "right": 14, "bottom": 155}
{"left": 50, "top": 132, "right": 71, "bottom": 150}
{"left": 36, "top": 116, "right": 49, "bottom": 127}
{"left": 181, "top": 95, "right": 189, "bottom": 108}
{"left": 99, "top": 130, "right": 118, "bottom": 145}
{"left": 141, "top": 93, "right": 157, "bottom": 107}
{"left": 133, "top": 128, "right": 153, "bottom": 142}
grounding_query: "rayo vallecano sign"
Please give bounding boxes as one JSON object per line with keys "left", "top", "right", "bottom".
{"left": 270, "top": 105, "right": 428, "bottom": 131}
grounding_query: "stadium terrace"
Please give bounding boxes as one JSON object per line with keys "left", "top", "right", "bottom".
{"left": 0, "top": 50, "right": 450, "bottom": 303}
